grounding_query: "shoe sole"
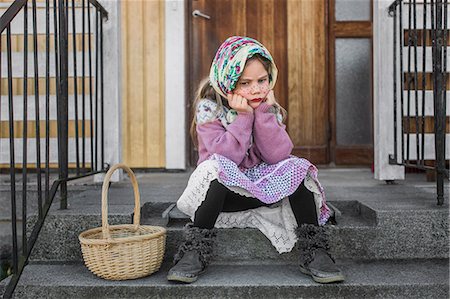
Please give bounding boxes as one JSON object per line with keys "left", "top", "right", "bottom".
{"left": 167, "top": 268, "right": 207, "bottom": 284}
{"left": 299, "top": 266, "right": 345, "bottom": 284}
{"left": 167, "top": 274, "right": 198, "bottom": 283}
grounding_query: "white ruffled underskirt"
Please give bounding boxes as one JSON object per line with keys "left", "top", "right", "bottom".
{"left": 176, "top": 160, "right": 326, "bottom": 254}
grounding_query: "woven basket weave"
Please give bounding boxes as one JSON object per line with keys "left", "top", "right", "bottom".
{"left": 79, "top": 163, "right": 166, "bottom": 280}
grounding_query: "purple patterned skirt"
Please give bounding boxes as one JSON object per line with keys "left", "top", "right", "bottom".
{"left": 212, "top": 154, "right": 331, "bottom": 225}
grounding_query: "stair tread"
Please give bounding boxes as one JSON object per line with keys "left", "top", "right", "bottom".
{"left": 18, "top": 259, "right": 448, "bottom": 287}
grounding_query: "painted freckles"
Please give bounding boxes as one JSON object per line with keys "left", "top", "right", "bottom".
{"left": 234, "top": 59, "right": 270, "bottom": 109}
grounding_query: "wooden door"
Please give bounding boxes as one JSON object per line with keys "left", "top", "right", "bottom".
{"left": 187, "top": 0, "right": 328, "bottom": 166}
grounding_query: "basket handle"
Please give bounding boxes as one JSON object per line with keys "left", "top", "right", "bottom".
{"left": 101, "top": 163, "right": 141, "bottom": 240}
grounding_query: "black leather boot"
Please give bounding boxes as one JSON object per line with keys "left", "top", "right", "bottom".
{"left": 167, "top": 223, "right": 216, "bottom": 283}
{"left": 296, "top": 223, "right": 345, "bottom": 283}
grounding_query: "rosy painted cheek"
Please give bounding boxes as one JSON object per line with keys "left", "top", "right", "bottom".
{"left": 259, "top": 84, "right": 269, "bottom": 96}
{"left": 235, "top": 88, "right": 251, "bottom": 98}
{"left": 235, "top": 82, "right": 270, "bottom": 98}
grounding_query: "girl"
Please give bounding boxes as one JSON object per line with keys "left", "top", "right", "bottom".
{"left": 167, "top": 36, "right": 344, "bottom": 284}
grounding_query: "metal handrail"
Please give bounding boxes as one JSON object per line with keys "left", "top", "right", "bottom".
{"left": 0, "top": 0, "right": 27, "bottom": 33}
{"left": 388, "top": 0, "right": 448, "bottom": 205}
{"left": 0, "top": 0, "right": 107, "bottom": 33}
{"left": 86, "top": 0, "right": 108, "bottom": 19}
{"left": 0, "top": 0, "right": 109, "bottom": 297}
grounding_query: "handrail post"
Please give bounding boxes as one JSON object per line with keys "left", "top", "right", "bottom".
{"left": 432, "top": 0, "right": 446, "bottom": 205}
{"left": 57, "top": 0, "right": 69, "bottom": 209}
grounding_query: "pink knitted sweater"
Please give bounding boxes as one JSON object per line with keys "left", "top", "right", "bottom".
{"left": 196, "top": 102, "right": 294, "bottom": 169}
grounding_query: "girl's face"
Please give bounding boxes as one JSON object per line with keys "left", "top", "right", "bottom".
{"left": 233, "top": 59, "right": 270, "bottom": 109}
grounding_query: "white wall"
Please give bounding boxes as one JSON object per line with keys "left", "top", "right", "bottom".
{"left": 165, "top": 0, "right": 186, "bottom": 170}
{"left": 373, "top": 0, "right": 405, "bottom": 180}
{"left": 96, "top": 0, "right": 122, "bottom": 181}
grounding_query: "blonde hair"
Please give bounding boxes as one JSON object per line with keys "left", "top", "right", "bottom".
{"left": 190, "top": 54, "right": 287, "bottom": 148}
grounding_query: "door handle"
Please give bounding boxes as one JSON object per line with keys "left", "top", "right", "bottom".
{"left": 192, "top": 9, "right": 211, "bottom": 20}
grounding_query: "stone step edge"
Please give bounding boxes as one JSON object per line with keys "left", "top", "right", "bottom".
{"left": 7, "top": 260, "right": 447, "bottom": 299}
{"left": 14, "top": 259, "right": 449, "bottom": 287}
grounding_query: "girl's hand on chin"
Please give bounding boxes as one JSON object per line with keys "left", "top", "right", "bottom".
{"left": 264, "top": 90, "right": 276, "bottom": 106}
{"left": 227, "top": 93, "right": 254, "bottom": 113}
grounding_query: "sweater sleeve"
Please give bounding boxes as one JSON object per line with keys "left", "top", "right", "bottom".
{"left": 253, "top": 102, "right": 293, "bottom": 164}
{"left": 197, "top": 112, "right": 254, "bottom": 165}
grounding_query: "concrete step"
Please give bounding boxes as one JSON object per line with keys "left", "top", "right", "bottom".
{"left": 27, "top": 200, "right": 449, "bottom": 263}
{"left": 5, "top": 259, "right": 449, "bottom": 299}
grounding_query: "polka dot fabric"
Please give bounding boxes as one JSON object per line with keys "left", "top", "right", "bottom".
{"left": 211, "top": 154, "right": 331, "bottom": 225}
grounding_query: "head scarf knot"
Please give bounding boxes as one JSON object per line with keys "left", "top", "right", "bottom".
{"left": 209, "top": 36, "right": 278, "bottom": 99}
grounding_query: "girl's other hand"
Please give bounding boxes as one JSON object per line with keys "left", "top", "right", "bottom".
{"left": 227, "top": 93, "right": 254, "bottom": 113}
{"left": 264, "top": 90, "right": 276, "bottom": 106}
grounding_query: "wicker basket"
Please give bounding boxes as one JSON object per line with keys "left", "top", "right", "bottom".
{"left": 79, "top": 163, "right": 166, "bottom": 280}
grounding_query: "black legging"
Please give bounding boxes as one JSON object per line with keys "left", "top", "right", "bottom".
{"left": 193, "top": 179, "right": 319, "bottom": 229}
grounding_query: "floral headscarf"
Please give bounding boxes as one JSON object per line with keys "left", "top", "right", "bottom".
{"left": 209, "top": 36, "right": 278, "bottom": 99}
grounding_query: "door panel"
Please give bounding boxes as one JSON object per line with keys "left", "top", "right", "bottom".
{"left": 287, "top": 0, "right": 329, "bottom": 164}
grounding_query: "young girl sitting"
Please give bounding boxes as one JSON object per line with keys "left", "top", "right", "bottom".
{"left": 167, "top": 36, "right": 344, "bottom": 284}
